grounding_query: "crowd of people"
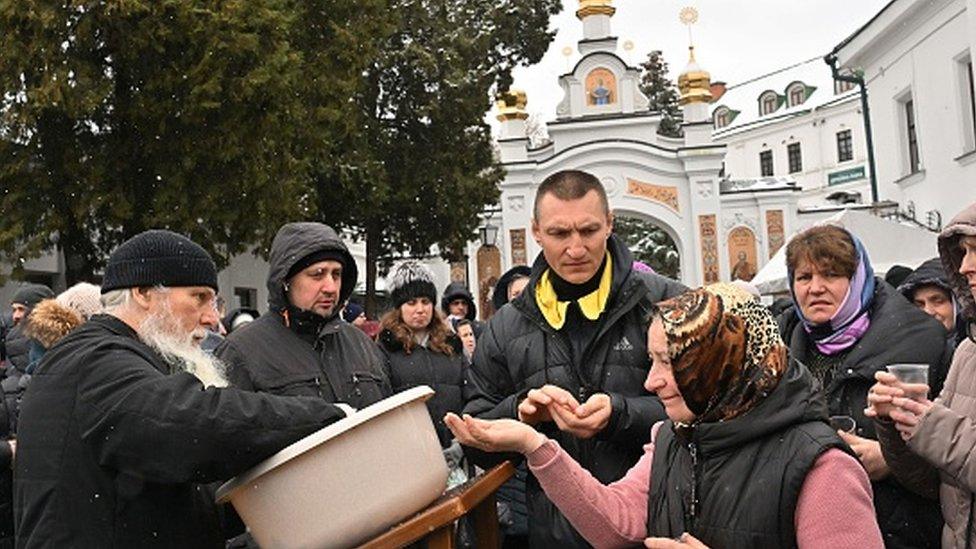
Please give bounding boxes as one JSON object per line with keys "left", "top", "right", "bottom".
{"left": 0, "top": 169, "right": 973, "bottom": 548}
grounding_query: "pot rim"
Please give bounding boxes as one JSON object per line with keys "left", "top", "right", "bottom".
{"left": 215, "top": 385, "right": 435, "bottom": 503}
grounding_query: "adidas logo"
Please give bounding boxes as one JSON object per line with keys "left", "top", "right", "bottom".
{"left": 612, "top": 336, "right": 634, "bottom": 352}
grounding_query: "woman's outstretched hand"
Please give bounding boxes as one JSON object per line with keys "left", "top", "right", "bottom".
{"left": 444, "top": 413, "right": 547, "bottom": 455}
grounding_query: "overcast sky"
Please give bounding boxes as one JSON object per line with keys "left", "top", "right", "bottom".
{"left": 494, "top": 0, "right": 891, "bottom": 129}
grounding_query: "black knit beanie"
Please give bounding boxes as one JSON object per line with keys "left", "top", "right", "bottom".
{"left": 387, "top": 261, "right": 438, "bottom": 308}
{"left": 101, "top": 230, "right": 218, "bottom": 293}
{"left": 285, "top": 249, "right": 348, "bottom": 281}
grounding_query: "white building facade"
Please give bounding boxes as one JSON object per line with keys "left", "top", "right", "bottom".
{"left": 832, "top": 0, "right": 976, "bottom": 227}
{"left": 493, "top": 0, "right": 803, "bottom": 288}
{"left": 712, "top": 58, "right": 872, "bottom": 209}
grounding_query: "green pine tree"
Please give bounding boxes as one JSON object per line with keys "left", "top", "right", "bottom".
{"left": 613, "top": 214, "right": 680, "bottom": 279}
{"left": 314, "top": 0, "right": 560, "bottom": 313}
{"left": 0, "top": 0, "right": 390, "bottom": 282}
{"left": 639, "top": 50, "right": 683, "bottom": 138}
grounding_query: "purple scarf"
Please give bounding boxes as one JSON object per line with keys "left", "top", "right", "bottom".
{"left": 790, "top": 229, "right": 876, "bottom": 355}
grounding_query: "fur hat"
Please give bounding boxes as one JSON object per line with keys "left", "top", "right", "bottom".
{"left": 387, "top": 261, "right": 438, "bottom": 308}
{"left": 57, "top": 282, "right": 102, "bottom": 320}
{"left": 24, "top": 299, "right": 83, "bottom": 349}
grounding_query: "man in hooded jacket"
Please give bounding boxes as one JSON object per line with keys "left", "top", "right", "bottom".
{"left": 442, "top": 281, "right": 485, "bottom": 337}
{"left": 463, "top": 170, "right": 686, "bottom": 547}
{"left": 216, "top": 222, "right": 390, "bottom": 410}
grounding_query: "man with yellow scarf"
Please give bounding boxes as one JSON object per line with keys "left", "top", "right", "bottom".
{"left": 462, "top": 169, "right": 686, "bottom": 547}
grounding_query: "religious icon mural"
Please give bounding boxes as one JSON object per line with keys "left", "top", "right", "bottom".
{"left": 586, "top": 68, "right": 617, "bottom": 106}
{"left": 510, "top": 229, "right": 528, "bottom": 266}
{"left": 698, "top": 215, "right": 719, "bottom": 284}
{"left": 477, "top": 245, "right": 501, "bottom": 320}
{"left": 727, "top": 226, "right": 758, "bottom": 282}
{"left": 766, "top": 209, "right": 785, "bottom": 258}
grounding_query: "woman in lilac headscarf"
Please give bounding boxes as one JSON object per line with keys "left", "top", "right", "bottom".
{"left": 777, "top": 223, "right": 947, "bottom": 549}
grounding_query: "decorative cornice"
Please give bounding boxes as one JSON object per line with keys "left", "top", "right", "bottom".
{"left": 627, "top": 178, "right": 679, "bottom": 212}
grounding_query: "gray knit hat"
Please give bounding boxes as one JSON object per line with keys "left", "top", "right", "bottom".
{"left": 387, "top": 261, "right": 437, "bottom": 308}
{"left": 57, "top": 282, "right": 102, "bottom": 320}
{"left": 11, "top": 283, "right": 54, "bottom": 310}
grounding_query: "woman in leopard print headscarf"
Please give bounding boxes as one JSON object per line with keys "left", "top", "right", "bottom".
{"left": 655, "top": 282, "right": 788, "bottom": 424}
{"left": 446, "top": 283, "right": 883, "bottom": 548}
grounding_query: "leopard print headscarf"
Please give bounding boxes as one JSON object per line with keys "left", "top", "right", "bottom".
{"left": 656, "top": 283, "right": 788, "bottom": 424}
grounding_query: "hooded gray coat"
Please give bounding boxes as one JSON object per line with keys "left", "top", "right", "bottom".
{"left": 216, "top": 223, "right": 391, "bottom": 410}
{"left": 876, "top": 202, "right": 976, "bottom": 549}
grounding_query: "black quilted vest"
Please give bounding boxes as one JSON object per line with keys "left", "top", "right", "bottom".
{"left": 647, "top": 358, "right": 849, "bottom": 549}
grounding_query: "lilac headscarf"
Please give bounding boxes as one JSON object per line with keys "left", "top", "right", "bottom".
{"left": 788, "top": 228, "right": 876, "bottom": 355}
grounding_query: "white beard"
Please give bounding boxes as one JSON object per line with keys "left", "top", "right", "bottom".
{"left": 139, "top": 304, "right": 228, "bottom": 388}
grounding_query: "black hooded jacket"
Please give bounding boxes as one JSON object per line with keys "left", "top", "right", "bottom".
{"left": 377, "top": 330, "right": 465, "bottom": 448}
{"left": 779, "top": 281, "right": 949, "bottom": 548}
{"left": 441, "top": 282, "right": 484, "bottom": 337}
{"left": 13, "top": 315, "right": 348, "bottom": 548}
{"left": 463, "top": 234, "right": 686, "bottom": 547}
{"left": 898, "top": 257, "right": 968, "bottom": 349}
{"left": 216, "top": 223, "right": 391, "bottom": 410}
{"left": 648, "top": 358, "right": 847, "bottom": 547}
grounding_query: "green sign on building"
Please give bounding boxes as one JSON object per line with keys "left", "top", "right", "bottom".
{"left": 828, "top": 165, "right": 866, "bottom": 186}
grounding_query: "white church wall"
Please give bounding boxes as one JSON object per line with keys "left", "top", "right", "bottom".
{"left": 837, "top": 0, "right": 976, "bottom": 224}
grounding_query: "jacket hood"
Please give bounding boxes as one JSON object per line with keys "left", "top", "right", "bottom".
{"left": 938, "top": 203, "right": 976, "bottom": 321}
{"left": 689, "top": 356, "right": 828, "bottom": 456}
{"left": 492, "top": 265, "right": 532, "bottom": 311}
{"left": 266, "top": 222, "right": 358, "bottom": 312}
{"left": 23, "top": 299, "right": 83, "bottom": 349}
{"left": 898, "top": 257, "right": 966, "bottom": 338}
{"left": 898, "top": 257, "right": 953, "bottom": 299}
{"left": 441, "top": 282, "right": 477, "bottom": 320}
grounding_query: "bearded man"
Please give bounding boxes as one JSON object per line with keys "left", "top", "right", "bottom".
{"left": 13, "top": 230, "right": 351, "bottom": 548}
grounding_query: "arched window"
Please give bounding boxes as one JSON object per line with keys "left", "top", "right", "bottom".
{"left": 787, "top": 83, "right": 806, "bottom": 107}
{"left": 760, "top": 91, "right": 779, "bottom": 115}
{"left": 714, "top": 107, "right": 730, "bottom": 129}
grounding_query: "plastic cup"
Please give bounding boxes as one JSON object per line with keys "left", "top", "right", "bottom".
{"left": 886, "top": 363, "right": 929, "bottom": 385}
{"left": 829, "top": 415, "right": 857, "bottom": 434}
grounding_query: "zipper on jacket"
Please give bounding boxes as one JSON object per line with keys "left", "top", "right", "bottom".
{"left": 686, "top": 437, "right": 702, "bottom": 535}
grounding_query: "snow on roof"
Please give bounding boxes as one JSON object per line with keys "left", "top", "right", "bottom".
{"left": 720, "top": 177, "right": 799, "bottom": 194}
{"left": 711, "top": 56, "right": 859, "bottom": 138}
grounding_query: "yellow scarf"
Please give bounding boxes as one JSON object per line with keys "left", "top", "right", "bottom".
{"left": 535, "top": 253, "right": 612, "bottom": 330}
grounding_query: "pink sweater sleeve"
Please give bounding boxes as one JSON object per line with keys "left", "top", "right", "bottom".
{"left": 795, "top": 448, "right": 884, "bottom": 549}
{"left": 526, "top": 430, "right": 655, "bottom": 548}
{"left": 527, "top": 431, "right": 885, "bottom": 549}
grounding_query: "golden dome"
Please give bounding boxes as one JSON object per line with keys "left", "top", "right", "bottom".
{"left": 576, "top": 0, "right": 615, "bottom": 19}
{"left": 496, "top": 89, "right": 529, "bottom": 121}
{"left": 678, "top": 46, "right": 713, "bottom": 106}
